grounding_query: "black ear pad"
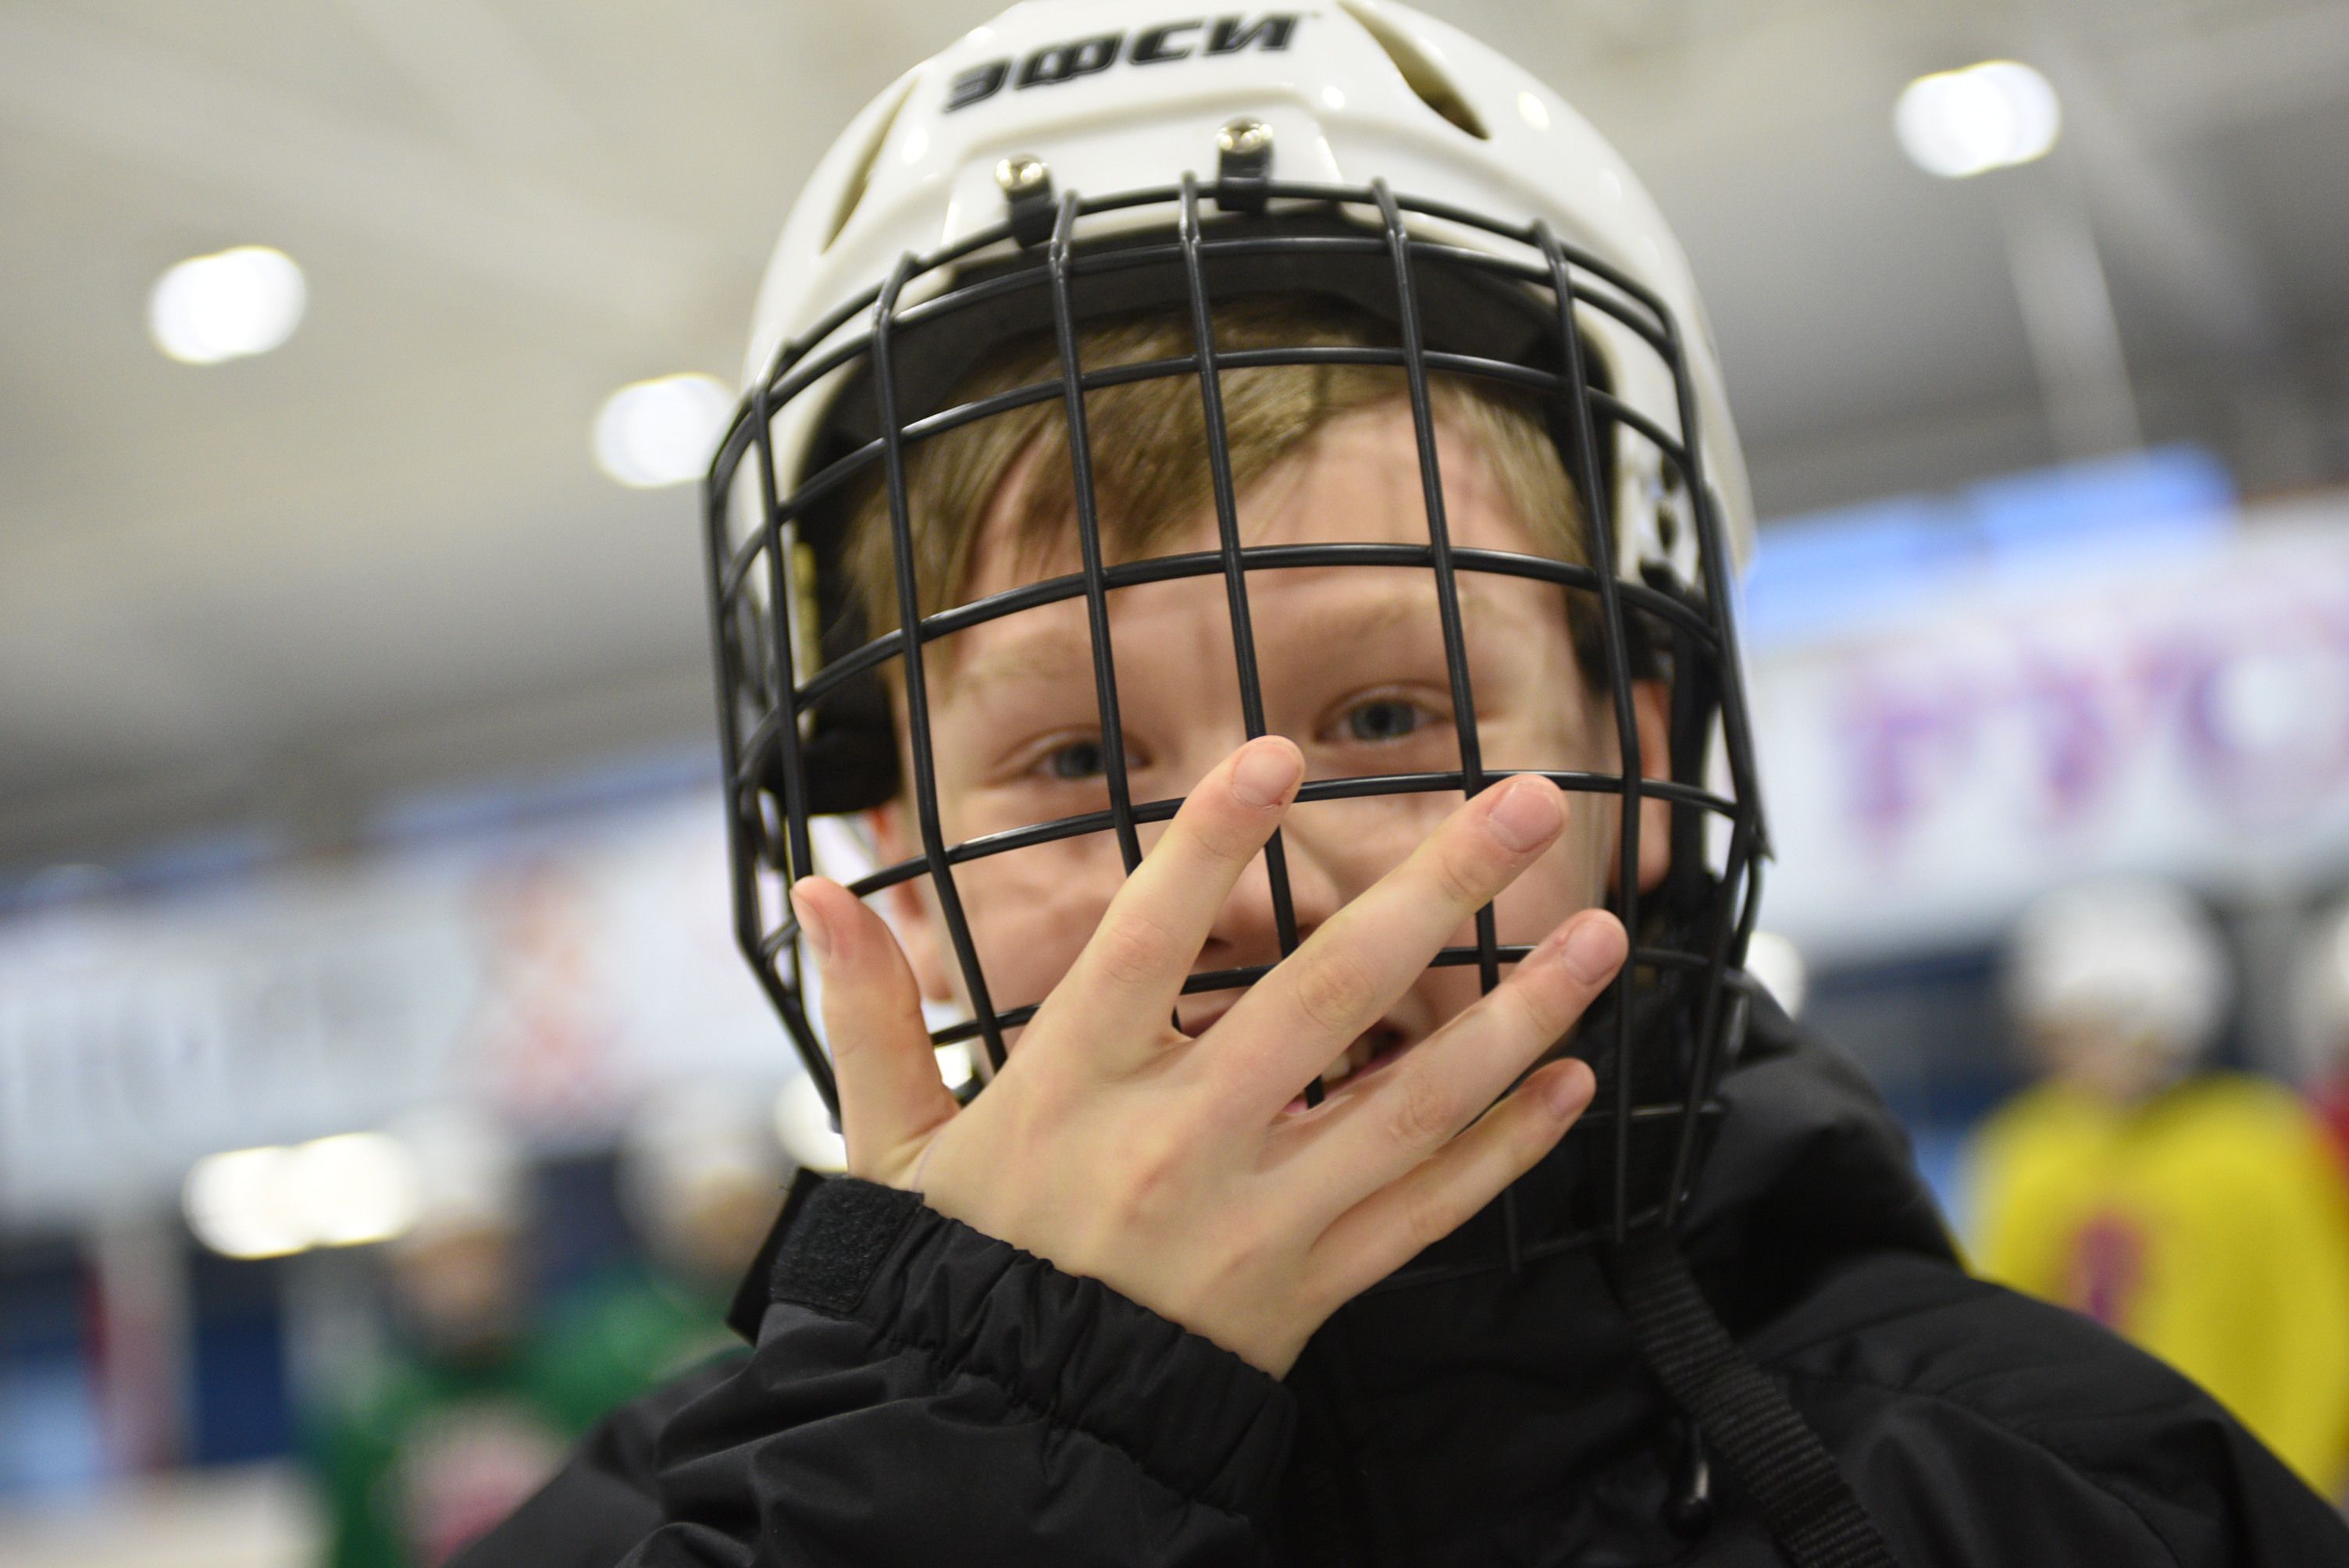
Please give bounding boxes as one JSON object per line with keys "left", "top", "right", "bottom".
{"left": 786, "top": 615, "right": 901, "bottom": 818}
{"left": 754, "top": 209, "right": 1617, "bottom": 826}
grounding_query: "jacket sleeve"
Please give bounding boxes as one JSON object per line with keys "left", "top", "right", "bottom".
{"left": 1753, "top": 1251, "right": 2349, "bottom": 1568}
{"left": 450, "top": 1357, "right": 741, "bottom": 1568}
{"left": 466, "top": 1176, "right": 1299, "bottom": 1567}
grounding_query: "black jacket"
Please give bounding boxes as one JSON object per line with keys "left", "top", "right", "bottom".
{"left": 460, "top": 1007, "right": 2349, "bottom": 1565}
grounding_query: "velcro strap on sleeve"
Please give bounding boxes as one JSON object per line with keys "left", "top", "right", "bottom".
{"left": 765, "top": 1176, "right": 925, "bottom": 1315}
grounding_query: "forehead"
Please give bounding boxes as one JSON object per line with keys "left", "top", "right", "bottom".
{"left": 942, "top": 401, "right": 1562, "bottom": 687}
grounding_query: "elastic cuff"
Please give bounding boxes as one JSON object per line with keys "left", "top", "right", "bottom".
{"left": 765, "top": 1176, "right": 1296, "bottom": 1517}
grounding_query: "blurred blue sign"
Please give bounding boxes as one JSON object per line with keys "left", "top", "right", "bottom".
{"left": 1742, "top": 445, "right": 2237, "bottom": 650}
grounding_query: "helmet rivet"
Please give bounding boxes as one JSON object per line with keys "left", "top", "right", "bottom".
{"left": 994, "top": 154, "right": 1049, "bottom": 196}
{"left": 1217, "top": 118, "right": 1273, "bottom": 158}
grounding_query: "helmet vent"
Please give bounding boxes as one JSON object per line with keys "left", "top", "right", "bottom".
{"left": 823, "top": 73, "right": 920, "bottom": 252}
{"left": 1338, "top": 1, "right": 1489, "bottom": 140}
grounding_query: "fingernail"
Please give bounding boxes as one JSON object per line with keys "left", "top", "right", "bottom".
{"left": 1544, "top": 1061, "right": 1595, "bottom": 1117}
{"left": 1486, "top": 776, "right": 1564, "bottom": 852}
{"left": 1557, "top": 915, "right": 1627, "bottom": 984}
{"left": 790, "top": 880, "right": 831, "bottom": 961}
{"left": 1232, "top": 738, "right": 1301, "bottom": 808}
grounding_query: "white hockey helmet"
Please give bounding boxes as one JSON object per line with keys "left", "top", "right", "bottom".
{"left": 703, "top": 0, "right": 1769, "bottom": 1247}
{"left": 2003, "top": 878, "right": 2232, "bottom": 1073}
{"left": 738, "top": 0, "right": 1750, "bottom": 582}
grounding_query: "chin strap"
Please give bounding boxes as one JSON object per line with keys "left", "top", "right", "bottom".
{"left": 1606, "top": 1231, "right": 1902, "bottom": 1568}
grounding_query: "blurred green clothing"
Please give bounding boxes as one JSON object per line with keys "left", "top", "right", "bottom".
{"left": 534, "top": 1267, "right": 740, "bottom": 1434}
{"left": 311, "top": 1349, "right": 572, "bottom": 1568}
{"left": 310, "top": 1270, "right": 743, "bottom": 1568}
{"left": 1969, "top": 1072, "right": 2349, "bottom": 1495}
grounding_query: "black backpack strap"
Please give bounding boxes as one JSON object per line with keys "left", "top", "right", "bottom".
{"left": 1606, "top": 1232, "right": 1902, "bottom": 1568}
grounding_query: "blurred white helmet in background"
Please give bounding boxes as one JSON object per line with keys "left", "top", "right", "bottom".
{"left": 383, "top": 1103, "right": 526, "bottom": 1250}
{"left": 620, "top": 1084, "right": 793, "bottom": 1230}
{"left": 620, "top": 1080, "right": 793, "bottom": 1280}
{"left": 2004, "top": 878, "right": 2231, "bottom": 1087}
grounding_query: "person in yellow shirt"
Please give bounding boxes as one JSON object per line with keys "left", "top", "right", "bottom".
{"left": 1969, "top": 878, "right": 2349, "bottom": 1497}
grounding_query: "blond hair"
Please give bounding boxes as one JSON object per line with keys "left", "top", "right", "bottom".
{"left": 836, "top": 300, "right": 1601, "bottom": 678}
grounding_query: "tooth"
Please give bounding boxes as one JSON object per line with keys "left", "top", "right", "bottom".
{"left": 1321, "top": 1034, "right": 1373, "bottom": 1085}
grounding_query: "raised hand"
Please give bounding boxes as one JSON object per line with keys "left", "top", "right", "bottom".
{"left": 787, "top": 735, "right": 1623, "bottom": 1377}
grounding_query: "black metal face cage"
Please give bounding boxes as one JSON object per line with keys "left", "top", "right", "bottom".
{"left": 703, "top": 170, "right": 1770, "bottom": 1285}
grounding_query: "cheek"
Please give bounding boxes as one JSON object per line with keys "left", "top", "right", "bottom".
{"left": 937, "top": 835, "right": 1131, "bottom": 1018}
{"left": 1403, "top": 796, "right": 1616, "bottom": 1030}
{"left": 1285, "top": 790, "right": 1462, "bottom": 910}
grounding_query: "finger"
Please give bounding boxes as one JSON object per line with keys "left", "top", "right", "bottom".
{"left": 1286, "top": 911, "right": 1625, "bottom": 1206}
{"left": 1206, "top": 773, "right": 1571, "bottom": 1112}
{"left": 792, "top": 876, "right": 961, "bottom": 1186}
{"left": 1035, "top": 735, "right": 1304, "bottom": 1066}
{"left": 1306, "top": 1057, "right": 1596, "bottom": 1306}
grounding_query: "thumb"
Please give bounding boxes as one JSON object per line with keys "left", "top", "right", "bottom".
{"left": 790, "top": 876, "right": 961, "bottom": 1185}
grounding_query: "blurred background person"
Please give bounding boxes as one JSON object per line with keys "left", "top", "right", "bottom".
{"left": 304, "top": 1108, "right": 567, "bottom": 1568}
{"left": 529, "top": 1082, "right": 785, "bottom": 1434}
{"left": 1967, "top": 879, "right": 2349, "bottom": 1497}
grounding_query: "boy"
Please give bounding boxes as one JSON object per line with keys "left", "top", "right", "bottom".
{"left": 462, "top": 2, "right": 2349, "bottom": 1563}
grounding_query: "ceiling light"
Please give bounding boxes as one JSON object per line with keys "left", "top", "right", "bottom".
{"left": 184, "top": 1146, "right": 307, "bottom": 1260}
{"left": 185, "top": 1131, "right": 430, "bottom": 1258}
{"left": 148, "top": 246, "right": 307, "bottom": 365}
{"left": 593, "top": 373, "right": 734, "bottom": 488}
{"left": 291, "top": 1131, "right": 424, "bottom": 1248}
{"left": 1895, "top": 60, "right": 2060, "bottom": 179}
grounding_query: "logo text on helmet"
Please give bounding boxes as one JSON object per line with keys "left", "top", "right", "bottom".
{"left": 946, "top": 15, "right": 1300, "bottom": 112}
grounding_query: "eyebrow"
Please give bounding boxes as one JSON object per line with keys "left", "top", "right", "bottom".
{"left": 939, "top": 623, "right": 1103, "bottom": 704}
{"left": 940, "top": 582, "right": 1517, "bottom": 706}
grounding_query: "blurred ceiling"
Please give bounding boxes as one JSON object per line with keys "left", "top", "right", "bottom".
{"left": 2, "top": 0, "right": 2346, "bottom": 871}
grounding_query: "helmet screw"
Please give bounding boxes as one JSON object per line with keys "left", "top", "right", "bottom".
{"left": 1217, "top": 118, "right": 1273, "bottom": 158}
{"left": 994, "top": 154, "right": 1050, "bottom": 196}
{"left": 1214, "top": 118, "right": 1274, "bottom": 210}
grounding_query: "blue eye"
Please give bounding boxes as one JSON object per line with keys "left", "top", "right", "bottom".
{"left": 1038, "top": 737, "right": 1139, "bottom": 781}
{"left": 1345, "top": 698, "right": 1429, "bottom": 743}
{"left": 1045, "top": 739, "right": 1107, "bottom": 780}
